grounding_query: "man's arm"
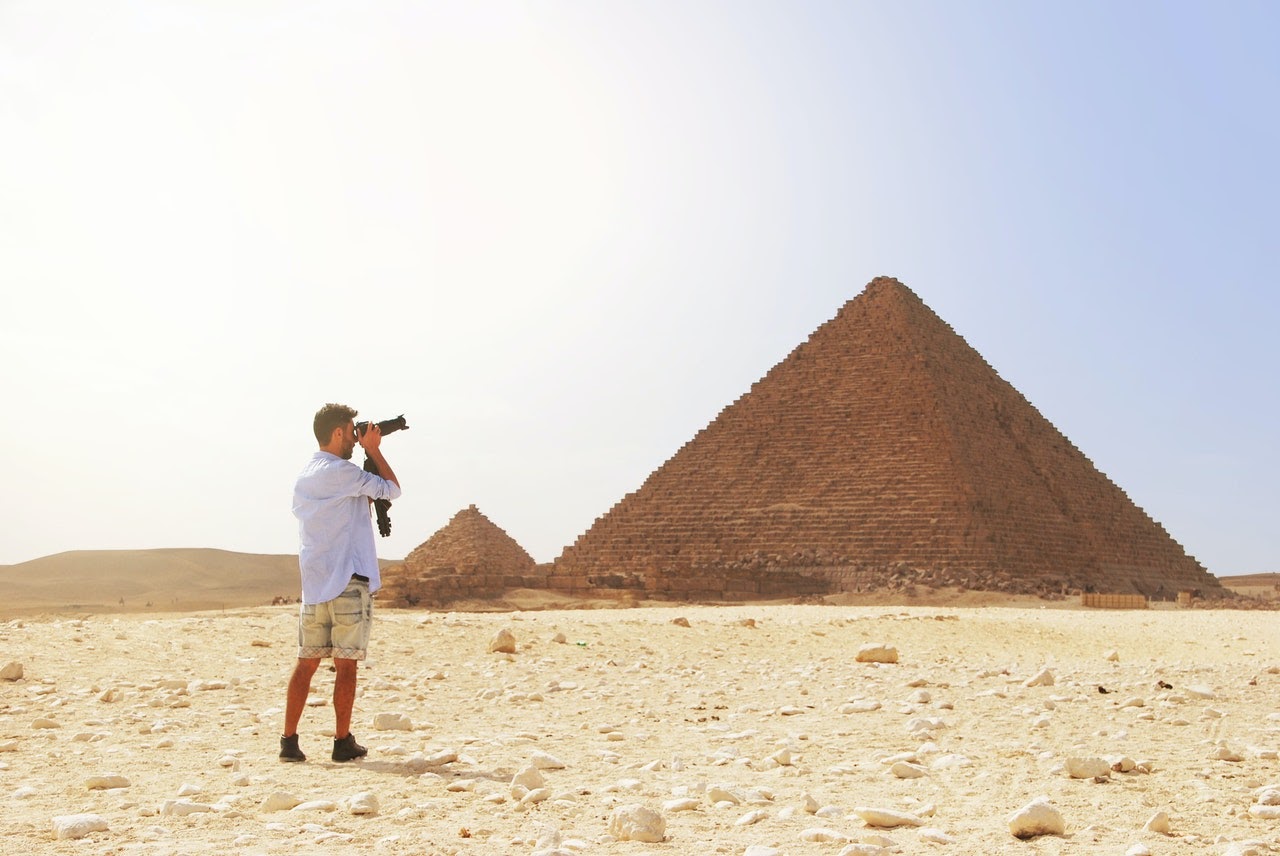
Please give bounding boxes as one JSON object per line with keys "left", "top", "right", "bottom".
{"left": 358, "top": 424, "right": 400, "bottom": 488}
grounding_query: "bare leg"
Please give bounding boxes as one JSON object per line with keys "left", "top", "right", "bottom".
{"left": 284, "top": 658, "right": 320, "bottom": 736}
{"left": 333, "top": 657, "right": 359, "bottom": 738}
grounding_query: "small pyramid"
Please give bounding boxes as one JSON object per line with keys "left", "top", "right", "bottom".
{"left": 381, "top": 505, "right": 539, "bottom": 606}
{"left": 552, "top": 276, "right": 1224, "bottom": 600}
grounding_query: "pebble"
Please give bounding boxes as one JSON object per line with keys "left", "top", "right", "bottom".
{"left": 85, "top": 774, "right": 130, "bottom": 790}
{"left": 1, "top": 662, "right": 24, "bottom": 681}
{"left": 52, "top": 813, "right": 108, "bottom": 840}
{"left": 607, "top": 804, "right": 665, "bottom": 842}
{"left": 373, "top": 712, "right": 413, "bottom": 730}
{"left": 1007, "top": 796, "right": 1065, "bottom": 839}
{"left": 852, "top": 806, "right": 925, "bottom": 828}
{"left": 1066, "top": 756, "right": 1111, "bottom": 779}
{"left": 488, "top": 628, "right": 517, "bottom": 654}
{"left": 855, "top": 644, "right": 898, "bottom": 664}
{"left": 1144, "top": 810, "right": 1172, "bottom": 834}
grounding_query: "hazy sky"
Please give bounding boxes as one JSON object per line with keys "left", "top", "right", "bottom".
{"left": 2, "top": 2, "right": 1276, "bottom": 575}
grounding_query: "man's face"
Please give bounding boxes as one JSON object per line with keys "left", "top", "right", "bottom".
{"left": 337, "top": 421, "right": 357, "bottom": 460}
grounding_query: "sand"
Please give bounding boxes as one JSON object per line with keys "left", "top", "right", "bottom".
{"left": 2, "top": 597, "right": 1278, "bottom": 855}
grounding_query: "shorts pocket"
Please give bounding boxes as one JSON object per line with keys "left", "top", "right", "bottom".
{"left": 332, "top": 588, "right": 365, "bottom": 626}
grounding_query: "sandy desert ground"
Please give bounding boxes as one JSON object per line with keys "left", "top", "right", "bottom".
{"left": 1, "top": 594, "right": 1277, "bottom": 856}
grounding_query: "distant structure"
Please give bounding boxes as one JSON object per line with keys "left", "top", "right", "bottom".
{"left": 381, "top": 505, "right": 545, "bottom": 607}
{"left": 550, "top": 276, "right": 1225, "bottom": 601}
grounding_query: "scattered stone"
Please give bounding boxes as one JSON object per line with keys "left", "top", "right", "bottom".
{"left": 836, "top": 845, "right": 885, "bottom": 856}
{"left": 671, "top": 617, "right": 691, "bottom": 627}
{"left": 735, "top": 809, "right": 767, "bottom": 826}
{"left": 342, "top": 791, "right": 379, "bottom": 815}
{"left": 373, "top": 712, "right": 413, "bottom": 731}
{"left": 799, "top": 827, "right": 849, "bottom": 842}
{"left": 744, "top": 846, "right": 781, "bottom": 856}
{"left": 1125, "top": 844, "right": 1151, "bottom": 856}
{"left": 851, "top": 806, "right": 926, "bottom": 828}
{"left": 31, "top": 718, "right": 60, "bottom": 729}
{"left": 1065, "top": 757, "right": 1111, "bottom": 779}
{"left": 890, "top": 761, "right": 928, "bottom": 779}
{"left": 608, "top": 804, "right": 665, "bottom": 842}
{"left": 663, "top": 797, "right": 700, "bottom": 812}
{"left": 919, "top": 827, "right": 955, "bottom": 844}
{"left": 160, "top": 800, "right": 215, "bottom": 816}
{"left": 485, "top": 627, "right": 519, "bottom": 655}
{"left": 0, "top": 662, "right": 22, "bottom": 681}
{"left": 1104, "top": 649, "right": 1120, "bottom": 661}
{"left": 85, "top": 774, "right": 130, "bottom": 790}
{"left": 1143, "top": 810, "right": 1171, "bottom": 834}
{"left": 1007, "top": 796, "right": 1065, "bottom": 839}
{"left": 261, "top": 791, "right": 302, "bottom": 812}
{"left": 1024, "top": 667, "right": 1055, "bottom": 687}
{"left": 52, "top": 813, "right": 108, "bottom": 840}
{"left": 855, "top": 644, "right": 898, "bottom": 664}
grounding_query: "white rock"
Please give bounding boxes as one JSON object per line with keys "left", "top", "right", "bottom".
{"left": 1143, "top": 810, "right": 1171, "bottom": 834}
{"left": 85, "top": 774, "right": 130, "bottom": 790}
{"left": 744, "top": 847, "right": 783, "bottom": 856}
{"left": 1211, "top": 744, "right": 1245, "bottom": 762}
{"left": 663, "top": 797, "right": 700, "bottom": 812}
{"left": 342, "top": 791, "right": 379, "bottom": 815}
{"left": 890, "top": 761, "right": 928, "bottom": 779}
{"left": 1125, "top": 844, "right": 1151, "bottom": 856}
{"left": 836, "top": 845, "right": 885, "bottom": 856}
{"left": 511, "top": 765, "right": 545, "bottom": 792}
{"left": 160, "top": 799, "right": 215, "bottom": 816}
{"left": 1065, "top": 756, "right": 1111, "bottom": 779}
{"left": 707, "top": 785, "right": 742, "bottom": 805}
{"left": 531, "top": 751, "right": 567, "bottom": 769}
{"left": 1249, "top": 805, "right": 1280, "bottom": 819}
{"left": 31, "top": 718, "right": 60, "bottom": 729}
{"left": 839, "top": 700, "right": 882, "bottom": 713}
{"left": 919, "top": 827, "right": 955, "bottom": 844}
{"left": 1104, "top": 649, "right": 1120, "bottom": 661}
{"left": 488, "top": 628, "right": 517, "bottom": 654}
{"left": 1007, "top": 796, "right": 1065, "bottom": 839}
{"left": 1255, "top": 787, "right": 1280, "bottom": 806}
{"left": 373, "top": 712, "right": 412, "bottom": 731}
{"left": 51, "top": 813, "right": 108, "bottom": 840}
{"left": 1024, "top": 667, "right": 1055, "bottom": 687}
{"left": 1185, "top": 684, "right": 1216, "bottom": 699}
{"left": 856, "top": 644, "right": 898, "bottom": 664}
{"left": 799, "top": 827, "right": 849, "bottom": 842}
{"left": 736, "top": 809, "right": 767, "bottom": 826}
{"left": 852, "top": 806, "right": 926, "bottom": 827}
{"left": 291, "top": 800, "right": 338, "bottom": 812}
{"left": 260, "top": 792, "right": 302, "bottom": 812}
{"left": 607, "top": 804, "right": 665, "bottom": 842}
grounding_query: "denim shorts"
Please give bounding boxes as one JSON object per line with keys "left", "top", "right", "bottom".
{"left": 297, "top": 577, "right": 371, "bottom": 661}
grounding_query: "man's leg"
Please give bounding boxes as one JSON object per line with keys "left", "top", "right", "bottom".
{"left": 333, "top": 657, "right": 358, "bottom": 738}
{"left": 285, "top": 657, "right": 321, "bottom": 737}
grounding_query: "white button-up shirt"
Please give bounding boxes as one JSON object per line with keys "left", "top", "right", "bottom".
{"left": 292, "top": 451, "right": 402, "bottom": 603}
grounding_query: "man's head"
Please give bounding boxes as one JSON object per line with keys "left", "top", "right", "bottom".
{"left": 313, "top": 403, "right": 358, "bottom": 459}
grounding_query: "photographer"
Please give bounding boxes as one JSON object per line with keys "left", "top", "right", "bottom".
{"left": 280, "top": 403, "right": 401, "bottom": 763}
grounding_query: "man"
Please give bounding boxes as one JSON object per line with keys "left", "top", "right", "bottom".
{"left": 280, "top": 403, "right": 401, "bottom": 762}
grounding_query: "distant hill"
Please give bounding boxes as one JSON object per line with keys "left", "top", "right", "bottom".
{"left": 0, "top": 549, "right": 306, "bottom": 616}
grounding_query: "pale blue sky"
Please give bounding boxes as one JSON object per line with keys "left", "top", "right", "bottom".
{"left": 1, "top": 2, "right": 1276, "bottom": 574}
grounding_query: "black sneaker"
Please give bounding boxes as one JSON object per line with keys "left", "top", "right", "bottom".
{"left": 332, "top": 733, "right": 368, "bottom": 762}
{"left": 279, "top": 734, "right": 306, "bottom": 762}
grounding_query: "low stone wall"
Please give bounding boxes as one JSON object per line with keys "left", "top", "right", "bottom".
{"left": 1081, "top": 592, "right": 1148, "bottom": 609}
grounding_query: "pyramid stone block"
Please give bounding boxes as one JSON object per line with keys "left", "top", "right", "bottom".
{"left": 553, "top": 277, "right": 1225, "bottom": 601}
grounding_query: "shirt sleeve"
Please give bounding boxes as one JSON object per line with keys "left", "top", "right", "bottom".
{"left": 345, "top": 462, "right": 402, "bottom": 501}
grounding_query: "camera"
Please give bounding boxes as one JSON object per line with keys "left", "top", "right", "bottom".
{"left": 356, "top": 414, "right": 409, "bottom": 437}
{"left": 356, "top": 414, "right": 408, "bottom": 538}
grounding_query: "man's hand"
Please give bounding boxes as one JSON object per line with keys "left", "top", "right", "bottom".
{"left": 358, "top": 422, "right": 382, "bottom": 453}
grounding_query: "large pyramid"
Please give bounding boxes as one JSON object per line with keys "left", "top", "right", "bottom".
{"left": 551, "top": 277, "right": 1224, "bottom": 601}
{"left": 380, "top": 505, "right": 544, "bottom": 606}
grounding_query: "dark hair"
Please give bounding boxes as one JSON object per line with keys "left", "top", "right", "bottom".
{"left": 313, "top": 403, "right": 358, "bottom": 445}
